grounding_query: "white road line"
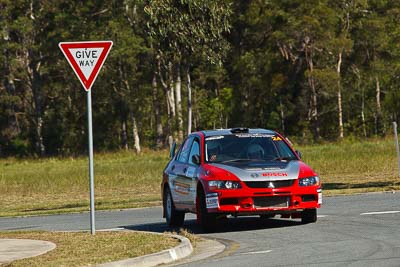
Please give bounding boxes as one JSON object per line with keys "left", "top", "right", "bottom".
{"left": 239, "top": 250, "right": 272, "bottom": 255}
{"left": 360, "top": 211, "right": 400, "bottom": 216}
{"left": 317, "top": 215, "right": 328, "bottom": 218}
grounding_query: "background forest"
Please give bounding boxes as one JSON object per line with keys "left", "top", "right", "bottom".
{"left": 1, "top": 0, "right": 400, "bottom": 157}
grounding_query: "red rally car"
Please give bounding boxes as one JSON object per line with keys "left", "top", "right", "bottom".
{"left": 162, "top": 128, "right": 322, "bottom": 231}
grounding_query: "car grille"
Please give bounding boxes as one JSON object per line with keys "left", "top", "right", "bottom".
{"left": 253, "top": 196, "right": 289, "bottom": 208}
{"left": 302, "top": 195, "right": 317, "bottom": 202}
{"left": 245, "top": 180, "right": 294, "bottom": 189}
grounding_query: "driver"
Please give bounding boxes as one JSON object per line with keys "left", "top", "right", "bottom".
{"left": 247, "top": 144, "right": 264, "bottom": 159}
{"left": 207, "top": 141, "right": 221, "bottom": 162}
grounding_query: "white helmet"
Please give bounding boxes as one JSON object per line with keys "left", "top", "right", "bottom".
{"left": 247, "top": 144, "right": 264, "bottom": 159}
{"left": 207, "top": 141, "right": 221, "bottom": 154}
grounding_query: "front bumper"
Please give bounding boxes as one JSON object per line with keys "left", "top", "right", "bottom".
{"left": 205, "top": 186, "right": 322, "bottom": 215}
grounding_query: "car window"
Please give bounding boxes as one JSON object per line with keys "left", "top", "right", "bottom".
{"left": 188, "top": 138, "right": 200, "bottom": 165}
{"left": 273, "top": 138, "right": 296, "bottom": 158}
{"left": 177, "top": 137, "right": 194, "bottom": 163}
{"left": 205, "top": 134, "right": 296, "bottom": 162}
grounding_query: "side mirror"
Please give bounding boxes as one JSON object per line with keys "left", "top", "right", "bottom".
{"left": 296, "top": 150, "right": 302, "bottom": 159}
{"left": 170, "top": 142, "right": 177, "bottom": 159}
{"left": 192, "top": 154, "right": 200, "bottom": 165}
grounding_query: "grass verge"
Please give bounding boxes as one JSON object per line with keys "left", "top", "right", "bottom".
{"left": 0, "top": 231, "right": 178, "bottom": 267}
{"left": 298, "top": 138, "right": 400, "bottom": 195}
{"left": 0, "top": 138, "right": 399, "bottom": 217}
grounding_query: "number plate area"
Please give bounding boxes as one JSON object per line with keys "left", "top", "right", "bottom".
{"left": 253, "top": 196, "right": 289, "bottom": 208}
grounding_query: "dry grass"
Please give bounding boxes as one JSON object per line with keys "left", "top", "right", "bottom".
{"left": 1, "top": 138, "right": 399, "bottom": 217}
{"left": 297, "top": 138, "right": 400, "bottom": 195}
{"left": 0, "top": 149, "right": 167, "bottom": 217}
{"left": 0, "top": 231, "right": 178, "bottom": 267}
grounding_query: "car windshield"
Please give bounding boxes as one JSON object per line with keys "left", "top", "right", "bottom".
{"left": 205, "top": 134, "right": 297, "bottom": 163}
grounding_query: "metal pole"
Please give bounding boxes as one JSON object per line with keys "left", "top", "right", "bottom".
{"left": 87, "top": 90, "right": 95, "bottom": 235}
{"left": 394, "top": 122, "right": 400, "bottom": 177}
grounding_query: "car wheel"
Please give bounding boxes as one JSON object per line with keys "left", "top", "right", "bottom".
{"left": 164, "top": 187, "right": 185, "bottom": 227}
{"left": 301, "top": 208, "right": 317, "bottom": 224}
{"left": 196, "top": 190, "right": 217, "bottom": 232}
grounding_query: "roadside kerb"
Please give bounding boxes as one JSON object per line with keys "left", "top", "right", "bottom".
{"left": 96, "top": 233, "right": 193, "bottom": 267}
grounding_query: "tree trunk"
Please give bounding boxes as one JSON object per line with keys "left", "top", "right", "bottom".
{"left": 26, "top": 4, "right": 45, "bottom": 156}
{"left": 361, "top": 86, "right": 367, "bottom": 138}
{"left": 375, "top": 76, "right": 384, "bottom": 136}
{"left": 152, "top": 71, "right": 163, "bottom": 149}
{"left": 168, "top": 62, "right": 176, "bottom": 118}
{"left": 2, "top": 28, "right": 20, "bottom": 142}
{"left": 157, "top": 55, "right": 174, "bottom": 138}
{"left": 121, "top": 119, "right": 128, "bottom": 150}
{"left": 29, "top": 55, "right": 45, "bottom": 156}
{"left": 304, "top": 37, "right": 320, "bottom": 140}
{"left": 186, "top": 65, "right": 192, "bottom": 134}
{"left": 280, "top": 97, "right": 285, "bottom": 134}
{"left": 132, "top": 114, "right": 141, "bottom": 154}
{"left": 175, "top": 63, "right": 183, "bottom": 141}
{"left": 337, "top": 51, "right": 344, "bottom": 139}
{"left": 309, "top": 77, "right": 320, "bottom": 140}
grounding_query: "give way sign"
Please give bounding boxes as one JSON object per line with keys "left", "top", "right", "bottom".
{"left": 59, "top": 41, "right": 113, "bottom": 91}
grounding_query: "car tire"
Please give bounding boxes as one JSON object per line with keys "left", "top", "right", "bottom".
{"left": 196, "top": 190, "right": 217, "bottom": 232}
{"left": 301, "top": 208, "right": 317, "bottom": 224}
{"left": 164, "top": 187, "right": 185, "bottom": 227}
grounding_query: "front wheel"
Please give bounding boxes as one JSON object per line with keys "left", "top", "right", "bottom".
{"left": 301, "top": 208, "right": 317, "bottom": 224}
{"left": 196, "top": 190, "right": 217, "bottom": 232}
{"left": 164, "top": 187, "right": 185, "bottom": 227}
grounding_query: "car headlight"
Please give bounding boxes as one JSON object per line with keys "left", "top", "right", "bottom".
{"left": 208, "top": 180, "right": 241, "bottom": 190}
{"left": 298, "top": 176, "right": 320, "bottom": 186}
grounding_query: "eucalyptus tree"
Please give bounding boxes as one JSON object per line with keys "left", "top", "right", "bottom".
{"left": 267, "top": 0, "right": 339, "bottom": 140}
{"left": 328, "top": 0, "right": 361, "bottom": 139}
{"left": 0, "top": 1, "right": 21, "bottom": 156}
{"left": 144, "top": 0, "right": 231, "bottom": 139}
{"left": 0, "top": 1, "right": 61, "bottom": 156}
{"left": 351, "top": 0, "right": 393, "bottom": 136}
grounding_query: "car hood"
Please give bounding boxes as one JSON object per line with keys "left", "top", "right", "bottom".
{"left": 210, "top": 160, "right": 312, "bottom": 181}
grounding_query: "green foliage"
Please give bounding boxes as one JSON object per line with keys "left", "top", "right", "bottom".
{"left": 1, "top": 0, "right": 400, "bottom": 157}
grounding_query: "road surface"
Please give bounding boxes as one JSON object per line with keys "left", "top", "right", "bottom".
{"left": 1, "top": 192, "right": 399, "bottom": 266}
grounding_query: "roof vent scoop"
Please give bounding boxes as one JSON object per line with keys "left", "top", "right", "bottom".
{"left": 230, "top": 127, "right": 249, "bottom": 133}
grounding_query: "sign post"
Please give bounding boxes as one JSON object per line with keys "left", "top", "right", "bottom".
{"left": 394, "top": 122, "right": 400, "bottom": 177}
{"left": 59, "top": 41, "right": 113, "bottom": 235}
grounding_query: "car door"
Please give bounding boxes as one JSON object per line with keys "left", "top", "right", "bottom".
{"left": 184, "top": 136, "right": 201, "bottom": 207}
{"left": 170, "top": 136, "right": 200, "bottom": 209}
{"left": 170, "top": 136, "right": 194, "bottom": 208}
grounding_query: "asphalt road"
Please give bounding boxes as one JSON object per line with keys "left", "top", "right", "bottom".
{"left": 1, "top": 192, "right": 400, "bottom": 266}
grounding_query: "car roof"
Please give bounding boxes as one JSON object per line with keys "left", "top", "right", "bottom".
{"left": 199, "top": 128, "right": 276, "bottom": 137}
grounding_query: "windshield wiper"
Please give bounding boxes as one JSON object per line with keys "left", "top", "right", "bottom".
{"left": 272, "top": 157, "right": 297, "bottom": 162}
{"left": 218, "top": 158, "right": 253, "bottom": 163}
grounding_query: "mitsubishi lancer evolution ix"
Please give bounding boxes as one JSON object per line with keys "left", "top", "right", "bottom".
{"left": 162, "top": 128, "right": 322, "bottom": 231}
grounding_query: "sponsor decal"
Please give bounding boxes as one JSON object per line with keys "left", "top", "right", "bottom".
{"left": 205, "top": 136, "right": 224, "bottom": 140}
{"left": 267, "top": 181, "right": 275, "bottom": 188}
{"left": 262, "top": 172, "right": 288, "bottom": 177}
{"left": 272, "top": 136, "right": 282, "bottom": 141}
{"left": 206, "top": 193, "right": 219, "bottom": 209}
{"left": 235, "top": 134, "right": 273, "bottom": 138}
{"left": 317, "top": 188, "right": 322, "bottom": 204}
{"left": 174, "top": 181, "right": 190, "bottom": 195}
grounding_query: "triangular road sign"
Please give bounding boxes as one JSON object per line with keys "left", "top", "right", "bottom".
{"left": 59, "top": 41, "right": 113, "bottom": 91}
